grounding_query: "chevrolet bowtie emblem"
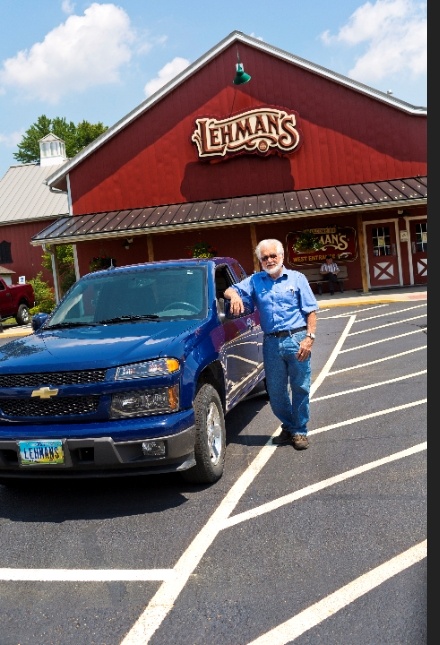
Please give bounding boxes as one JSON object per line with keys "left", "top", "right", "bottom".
{"left": 31, "top": 387, "right": 59, "bottom": 399}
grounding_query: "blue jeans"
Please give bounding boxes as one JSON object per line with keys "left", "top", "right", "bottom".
{"left": 263, "top": 330, "right": 311, "bottom": 435}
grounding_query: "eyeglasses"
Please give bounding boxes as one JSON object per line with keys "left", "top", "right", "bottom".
{"left": 260, "top": 253, "right": 278, "bottom": 262}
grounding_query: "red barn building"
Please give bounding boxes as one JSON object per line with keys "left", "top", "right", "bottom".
{"left": 33, "top": 31, "right": 427, "bottom": 294}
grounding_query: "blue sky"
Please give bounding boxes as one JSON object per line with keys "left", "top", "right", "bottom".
{"left": 0, "top": 0, "right": 427, "bottom": 179}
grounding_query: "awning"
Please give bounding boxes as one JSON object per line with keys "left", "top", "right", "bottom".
{"left": 31, "top": 176, "right": 427, "bottom": 246}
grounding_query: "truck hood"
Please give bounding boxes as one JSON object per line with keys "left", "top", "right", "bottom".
{"left": 0, "top": 320, "right": 204, "bottom": 373}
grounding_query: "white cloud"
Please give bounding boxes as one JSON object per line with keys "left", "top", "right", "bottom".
{"left": 0, "top": 129, "right": 24, "bottom": 149}
{"left": 144, "top": 57, "right": 190, "bottom": 97}
{"left": 321, "top": 0, "right": 426, "bottom": 83}
{"left": 0, "top": 3, "right": 136, "bottom": 103}
{"left": 61, "top": 0, "right": 75, "bottom": 14}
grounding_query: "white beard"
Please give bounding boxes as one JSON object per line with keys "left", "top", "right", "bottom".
{"left": 263, "top": 261, "right": 284, "bottom": 276}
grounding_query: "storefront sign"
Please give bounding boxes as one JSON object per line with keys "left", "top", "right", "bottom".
{"left": 192, "top": 107, "right": 301, "bottom": 159}
{"left": 286, "top": 227, "right": 358, "bottom": 265}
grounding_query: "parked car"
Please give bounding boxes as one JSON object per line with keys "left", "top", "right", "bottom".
{"left": 0, "top": 258, "right": 265, "bottom": 485}
{"left": 0, "top": 277, "right": 35, "bottom": 325}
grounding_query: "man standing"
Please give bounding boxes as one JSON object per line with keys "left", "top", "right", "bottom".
{"left": 319, "top": 255, "right": 343, "bottom": 295}
{"left": 224, "top": 239, "right": 318, "bottom": 450}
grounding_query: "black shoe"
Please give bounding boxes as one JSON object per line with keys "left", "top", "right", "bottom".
{"left": 330, "top": 291, "right": 334, "bottom": 295}
{"left": 272, "top": 428, "right": 292, "bottom": 445}
{"left": 292, "top": 434, "right": 309, "bottom": 450}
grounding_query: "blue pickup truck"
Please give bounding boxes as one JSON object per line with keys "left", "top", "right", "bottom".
{"left": 0, "top": 258, "right": 265, "bottom": 485}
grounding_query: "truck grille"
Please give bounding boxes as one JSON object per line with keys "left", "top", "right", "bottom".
{"left": 1, "top": 396, "right": 100, "bottom": 418}
{"left": 0, "top": 369, "right": 107, "bottom": 388}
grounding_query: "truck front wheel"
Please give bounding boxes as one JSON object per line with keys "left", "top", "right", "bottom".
{"left": 15, "top": 304, "right": 30, "bottom": 326}
{"left": 182, "top": 383, "right": 226, "bottom": 484}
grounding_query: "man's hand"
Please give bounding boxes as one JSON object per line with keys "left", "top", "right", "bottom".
{"left": 296, "top": 337, "right": 314, "bottom": 361}
{"left": 224, "top": 288, "right": 244, "bottom": 315}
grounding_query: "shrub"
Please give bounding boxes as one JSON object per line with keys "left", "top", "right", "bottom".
{"left": 28, "top": 272, "right": 56, "bottom": 314}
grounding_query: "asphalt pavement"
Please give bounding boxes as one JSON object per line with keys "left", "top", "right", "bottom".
{"left": 0, "top": 284, "right": 427, "bottom": 339}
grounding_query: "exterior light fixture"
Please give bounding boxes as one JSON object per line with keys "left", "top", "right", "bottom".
{"left": 233, "top": 50, "right": 251, "bottom": 85}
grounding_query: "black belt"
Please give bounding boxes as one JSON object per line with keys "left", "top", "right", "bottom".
{"left": 265, "top": 326, "right": 307, "bottom": 338}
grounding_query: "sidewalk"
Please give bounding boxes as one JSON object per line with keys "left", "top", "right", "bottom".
{"left": 0, "top": 285, "right": 427, "bottom": 339}
{"left": 317, "top": 284, "right": 427, "bottom": 308}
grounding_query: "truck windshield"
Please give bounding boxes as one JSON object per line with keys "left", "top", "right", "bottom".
{"left": 48, "top": 266, "right": 208, "bottom": 327}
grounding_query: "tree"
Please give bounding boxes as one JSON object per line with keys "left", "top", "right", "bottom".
{"left": 13, "top": 115, "right": 108, "bottom": 164}
{"left": 42, "top": 245, "right": 76, "bottom": 296}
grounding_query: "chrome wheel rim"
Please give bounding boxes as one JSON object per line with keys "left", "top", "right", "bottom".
{"left": 206, "top": 401, "right": 223, "bottom": 464}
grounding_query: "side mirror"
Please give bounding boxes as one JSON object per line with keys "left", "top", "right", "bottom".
{"left": 216, "top": 297, "right": 226, "bottom": 322}
{"left": 32, "top": 312, "right": 50, "bottom": 332}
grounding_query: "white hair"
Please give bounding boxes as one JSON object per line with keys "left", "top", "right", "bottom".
{"left": 255, "top": 239, "right": 284, "bottom": 261}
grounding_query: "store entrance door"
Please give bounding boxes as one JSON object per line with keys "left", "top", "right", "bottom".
{"left": 409, "top": 219, "right": 427, "bottom": 285}
{"left": 365, "top": 222, "right": 400, "bottom": 289}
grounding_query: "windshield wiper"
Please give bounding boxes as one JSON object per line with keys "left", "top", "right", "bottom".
{"left": 98, "top": 314, "right": 160, "bottom": 324}
{"left": 47, "top": 321, "right": 100, "bottom": 329}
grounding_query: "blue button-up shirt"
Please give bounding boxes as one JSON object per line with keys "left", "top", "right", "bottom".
{"left": 231, "top": 267, "right": 318, "bottom": 334}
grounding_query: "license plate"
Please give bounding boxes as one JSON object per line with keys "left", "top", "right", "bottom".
{"left": 18, "top": 440, "right": 65, "bottom": 465}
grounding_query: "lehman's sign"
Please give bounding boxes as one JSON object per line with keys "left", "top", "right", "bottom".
{"left": 286, "top": 227, "right": 358, "bottom": 265}
{"left": 192, "top": 107, "right": 302, "bottom": 159}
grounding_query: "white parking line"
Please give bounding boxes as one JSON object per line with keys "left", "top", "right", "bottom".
{"left": 351, "top": 304, "right": 426, "bottom": 323}
{"left": 350, "top": 314, "right": 426, "bottom": 334}
{"left": 329, "top": 346, "right": 426, "bottom": 374}
{"left": 340, "top": 328, "right": 425, "bottom": 353}
{"left": 246, "top": 540, "right": 427, "bottom": 645}
{"left": 311, "top": 370, "right": 427, "bottom": 401}
{"left": 1, "top": 311, "right": 426, "bottom": 645}
{"left": 222, "top": 442, "right": 427, "bottom": 528}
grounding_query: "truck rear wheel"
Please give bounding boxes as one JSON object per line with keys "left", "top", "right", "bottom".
{"left": 15, "top": 304, "right": 30, "bottom": 325}
{"left": 182, "top": 383, "right": 226, "bottom": 484}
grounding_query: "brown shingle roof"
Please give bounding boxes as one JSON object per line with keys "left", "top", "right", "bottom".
{"left": 31, "top": 176, "right": 427, "bottom": 246}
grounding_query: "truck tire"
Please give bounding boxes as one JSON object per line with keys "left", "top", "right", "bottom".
{"left": 182, "top": 383, "right": 226, "bottom": 484}
{"left": 15, "top": 304, "right": 30, "bottom": 326}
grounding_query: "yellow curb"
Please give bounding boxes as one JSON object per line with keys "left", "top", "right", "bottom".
{"left": 0, "top": 329, "right": 33, "bottom": 338}
{"left": 319, "top": 293, "right": 427, "bottom": 308}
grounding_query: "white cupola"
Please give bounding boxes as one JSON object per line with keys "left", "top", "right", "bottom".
{"left": 39, "top": 133, "right": 68, "bottom": 167}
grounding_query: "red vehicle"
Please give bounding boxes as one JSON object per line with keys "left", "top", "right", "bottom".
{"left": 0, "top": 278, "right": 35, "bottom": 325}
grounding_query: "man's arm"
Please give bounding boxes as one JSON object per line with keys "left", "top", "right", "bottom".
{"left": 306, "top": 310, "right": 317, "bottom": 335}
{"left": 297, "top": 310, "right": 318, "bottom": 361}
{"left": 224, "top": 286, "right": 244, "bottom": 315}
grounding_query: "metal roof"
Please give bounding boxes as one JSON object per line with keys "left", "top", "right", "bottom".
{"left": 31, "top": 176, "right": 427, "bottom": 246}
{"left": 45, "top": 31, "right": 427, "bottom": 193}
{"left": 0, "top": 162, "right": 69, "bottom": 225}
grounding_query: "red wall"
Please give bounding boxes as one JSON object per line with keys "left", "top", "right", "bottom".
{"left": 1, "top": 221, "right": 54, "bottom": 286}
{"left": 68, "top": 42, "right": 427, "bottom": 216}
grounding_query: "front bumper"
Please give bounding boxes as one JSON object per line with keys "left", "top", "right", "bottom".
{"left": 0, "top": 425, "right": 196, "bottom": 479}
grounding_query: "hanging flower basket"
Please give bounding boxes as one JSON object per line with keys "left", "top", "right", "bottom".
{"left": 186, "top": 242, "right": 217, "bottom": 258}
{"left": 292, "top": 231, "right": 322, "bottom": 254}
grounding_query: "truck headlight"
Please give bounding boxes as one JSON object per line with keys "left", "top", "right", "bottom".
{"left": 115, "top": 358, "right": 180, "bottom": 380}
{"left": 110, "top": 385, "right": 179, "bottom": 418}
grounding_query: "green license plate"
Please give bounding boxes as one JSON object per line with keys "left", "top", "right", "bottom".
{"left": 18, "top": 440, "right": 65, "bottom": 465}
